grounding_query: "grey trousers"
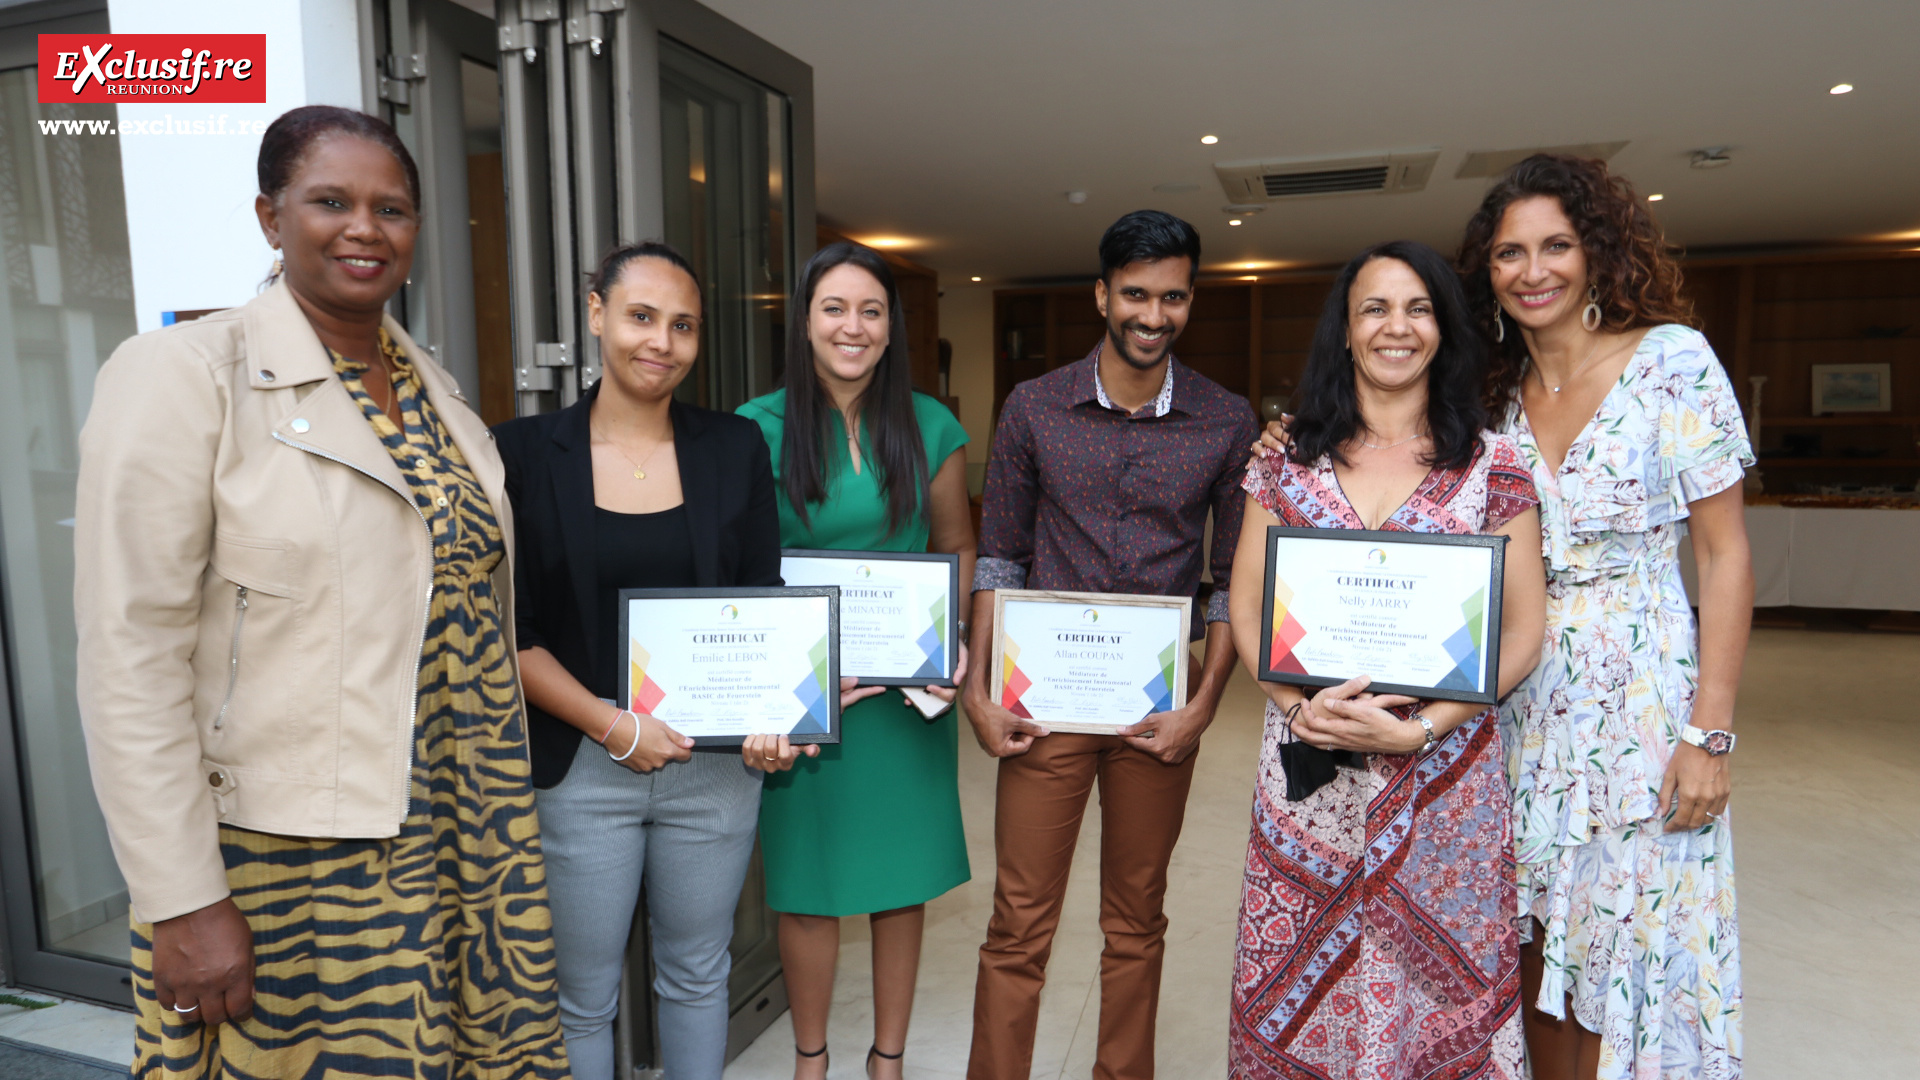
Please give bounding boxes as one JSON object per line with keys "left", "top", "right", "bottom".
{"left": 537, "top": 736, "right": 763, "bottom": 1080}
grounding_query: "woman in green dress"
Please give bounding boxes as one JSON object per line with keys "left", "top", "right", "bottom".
{"left": 738, "top": 242, "right": 975, "bottom": 1080}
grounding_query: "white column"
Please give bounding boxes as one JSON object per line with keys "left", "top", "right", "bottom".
{"left": 109, "top": 0, "right": 366, "bottom": 332}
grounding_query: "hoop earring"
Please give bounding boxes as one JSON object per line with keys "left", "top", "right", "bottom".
{"left": 1582, "top": 284, "right": 1602, "bottom": 332}
{"left": 1492, "top": 307, "right": 1505, "bottom": 343}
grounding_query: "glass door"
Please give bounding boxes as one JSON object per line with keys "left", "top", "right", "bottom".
{"left": 485, "top": 0, "right": 812, "bottom": 1071}
{"left": 0, "top": 3, "right": 141, "bottom": 1006}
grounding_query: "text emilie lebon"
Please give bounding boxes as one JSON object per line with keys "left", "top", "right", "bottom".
{"left": 37, "top": 34, "right": 267, "bottom": 104}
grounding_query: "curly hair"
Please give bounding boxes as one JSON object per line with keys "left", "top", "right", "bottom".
{"left": 1455, "top": 153, "right": 1695, "bottom": 413}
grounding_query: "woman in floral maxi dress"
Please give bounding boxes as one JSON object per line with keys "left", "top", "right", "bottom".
{"left": 1460, "top": 155, "right": 1754, "bottom": 1080}
{"left": 1226, "top": 241, "right": 1547, "bottom": 1080}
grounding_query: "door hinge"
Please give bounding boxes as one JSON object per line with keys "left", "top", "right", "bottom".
{"left": 377, "top": 53, "right": 426, "bottom": 105}
{"left": 566, "top": 12, "right": 606, "bottom": 55}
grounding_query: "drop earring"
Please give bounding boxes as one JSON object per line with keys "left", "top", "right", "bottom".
{"left": 1492, "top": 307, "right": 1505, "bottom": 343}
{"left": 1582, "top": 284, "right": 1602, "bottom": 332}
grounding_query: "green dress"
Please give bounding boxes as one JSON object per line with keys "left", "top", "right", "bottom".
{"left": 737, "top": 389, "right": 972, "bottom": 916}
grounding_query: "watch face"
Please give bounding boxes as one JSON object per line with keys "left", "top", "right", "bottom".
{"left": 1703, "top": 730, "right": 1734, "bottom": 756}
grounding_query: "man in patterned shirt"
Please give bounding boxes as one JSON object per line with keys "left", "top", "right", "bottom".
{"left": 962, "top": 210, "right": 1257, "bottom": 1079}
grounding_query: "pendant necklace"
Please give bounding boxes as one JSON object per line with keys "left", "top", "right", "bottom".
{"left": 601, "top": 429, "right": 669, "bottom": 480}
{"left": 1538, "top": 335, "right": 1605, "bottom": 394}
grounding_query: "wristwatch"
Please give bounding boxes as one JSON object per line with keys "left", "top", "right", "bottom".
{"left": 1409, "top": 710, "right": 1437, "bottom": 754}
{"left": 1680, "top": 724, "right": 1736, "bottom": 756}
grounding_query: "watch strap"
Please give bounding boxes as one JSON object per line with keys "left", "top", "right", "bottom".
{"left": 1680, "top": 724, "right": 1736, "bottom": 755}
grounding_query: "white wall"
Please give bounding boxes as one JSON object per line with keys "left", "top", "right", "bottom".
{"left": 109, "top": 0, "right": 366, "bottom": 332}
{"left": 939, "top": 283, "right": 995, "bottom": 486}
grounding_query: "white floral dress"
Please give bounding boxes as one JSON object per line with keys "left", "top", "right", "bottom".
{"left": 1499, "top": 325, "right": 1753, "bottom": 1080}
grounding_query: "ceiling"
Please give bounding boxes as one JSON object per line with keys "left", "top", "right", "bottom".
{"left": 701, "top": 0, "right": 1920, "bottom": 283}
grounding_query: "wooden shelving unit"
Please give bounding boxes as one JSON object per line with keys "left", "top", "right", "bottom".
{"left": 992, "top": 249, "right": 1920, "bottom": 495}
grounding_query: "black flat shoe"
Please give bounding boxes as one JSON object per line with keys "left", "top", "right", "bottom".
{"left": 867, "top": 1043, "right": 902, "bottom": 1078}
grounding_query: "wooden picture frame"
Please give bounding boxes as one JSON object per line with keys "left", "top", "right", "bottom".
{"left": 990, "top": 589, "right": 1191, "bottom": 735}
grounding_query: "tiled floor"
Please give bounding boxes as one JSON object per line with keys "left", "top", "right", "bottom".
{"left": 9, "top": 625, "right": 1915, "bottom": 1078}
{"left": 724, "top": 625, "right": 1920, "bottom": 1079}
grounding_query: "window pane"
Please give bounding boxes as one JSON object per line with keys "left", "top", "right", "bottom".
{"left": 0, "top": 66, "right": 136, "bottom": 965}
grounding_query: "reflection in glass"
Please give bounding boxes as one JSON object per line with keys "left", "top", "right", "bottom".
{"left": 660, "top": 39, "right": 792, "bottom": 412}
{"left": 0, "top": 67, "right": 136, "bottom": 965}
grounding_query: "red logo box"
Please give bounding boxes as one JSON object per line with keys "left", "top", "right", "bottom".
{"left": 38, "top": 34, "right": 266, "bottom": 104}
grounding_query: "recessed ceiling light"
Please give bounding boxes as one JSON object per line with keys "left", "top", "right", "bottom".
{"left": 970, "top": 276, "right": 982, "bottom": 282}
{"left": 1647, "top": 193, "right": 1665, "bottom": 202}
{"left": 1200, "top": 135, "right": 1219, "bottom": 145}
{"left": 1830, "top": 83, "right": 1853, "bottom": 94}
{"left": 1228, "top": 218, "right": 1243, "bottom": 226}
{"left": 1240, "top": 275, "right": 1258, "bottom": 281}
{"left": 860, "top": 236, "right": 914, "bottom": 249}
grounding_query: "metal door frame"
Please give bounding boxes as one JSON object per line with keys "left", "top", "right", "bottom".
{"left": 496, "top": 0, "right": 814, "bottom": 416}
{"left": 0, "top": 0, "right": 140, "bottom": 1008}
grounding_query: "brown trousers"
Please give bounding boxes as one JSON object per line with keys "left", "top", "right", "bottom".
{"left": 967, "top": 733, "right": 1199, "bottom": 1080}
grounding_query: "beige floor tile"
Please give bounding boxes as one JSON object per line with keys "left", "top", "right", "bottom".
{"left": 729, "top": 625, "right": 1920, "bottom": 1079}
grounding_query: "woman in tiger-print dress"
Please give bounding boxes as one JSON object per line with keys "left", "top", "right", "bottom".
{"left": 76, "top": 107, "right": 567, "bottom": 1079}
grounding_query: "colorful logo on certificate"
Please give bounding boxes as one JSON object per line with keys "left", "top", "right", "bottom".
{"left": 1367, "top": 548, "right": 1387, "bottom": 566}
{"left": 1267, "top": 575, "right": 1309, "bottom": 674}
{"left": 1081, "top": 608, "right": 1099, "bottom": 624}
{"left": 788, "top": 634, "right": 832, "bottom": 733}
{"left": 1435, "top": 587, "right": 1486, "bottom": 693}
{"left": 628, "top": 641, "right": 667, "bottom": 714}
{"left": 720, "top": 604, "right": 740, "bottom": 620}
{"left": 855, "top": 564, "right": 872, "bottom": 579}
{"left": 1000, "top": 637, "right": 1034, "bottom": 718}
{"left": 911, "top": 592, "right": 946, "bottom": 681}
{"left": 1139, "top": 642, "right": 1176, "bottom": 713}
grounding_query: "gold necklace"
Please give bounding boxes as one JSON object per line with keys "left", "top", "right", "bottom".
{"left": 599, "top": 429, "right": 670, "bottom": 480}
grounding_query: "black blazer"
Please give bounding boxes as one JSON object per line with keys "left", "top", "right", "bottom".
{"left": 494, "top": 383, "right": 782, "bottom": 787}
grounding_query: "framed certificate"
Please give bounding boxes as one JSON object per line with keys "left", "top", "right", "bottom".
{"left": 991, "top": 590, "right": 1190, "bottom": 735}
{"left": 618, "top": 587, "right": 841, "bottom": 746}
{"left": 779, "top": 550, "right": 959, "bottom": 686}
{"left": 1258, "top": 527, "right": 1506, "bottom": 705}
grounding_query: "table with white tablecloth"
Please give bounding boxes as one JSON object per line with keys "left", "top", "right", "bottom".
{"left": 1679, "top": 503, "right": 1920, "bottom": 611}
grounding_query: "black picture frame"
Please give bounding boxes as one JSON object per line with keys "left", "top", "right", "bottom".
{"left": 1257, "top": 526, "right": 1508, "bottom": 706}
{"left": 618, "top": 585, "right": 842, "bottom": 745}
{"left": 779, "top": 550, "right": 961, "bottom": 687}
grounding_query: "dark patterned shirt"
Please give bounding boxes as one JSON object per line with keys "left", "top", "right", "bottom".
{"left": 975, "top": 344, "right": 1258, "bottom": 637}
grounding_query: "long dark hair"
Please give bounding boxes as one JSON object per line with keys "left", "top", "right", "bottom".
{"left": 779, "top": 242, "right": 928, "bottom": 537}
{"left": 1456, "top": 153, "right": 1696, "bottom": 415}
{"left": 1289, "top": 240, "right": 1487, "bottom": 471}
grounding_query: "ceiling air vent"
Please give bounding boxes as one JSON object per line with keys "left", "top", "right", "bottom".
{"left": 1215, "top": 150, "right": 1440, "bottom": 203}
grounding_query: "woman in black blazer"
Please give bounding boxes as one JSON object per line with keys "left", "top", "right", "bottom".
{"left": 495, "top": 243, "right": 851, "bottom": 1080}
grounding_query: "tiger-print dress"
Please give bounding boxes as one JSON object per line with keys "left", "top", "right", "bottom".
{"left": 129, "top": 332, "right": 570, "bottom": 1080}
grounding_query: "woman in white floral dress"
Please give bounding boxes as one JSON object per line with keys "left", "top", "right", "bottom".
{"left": 1458, "top": 155, "right": 1754, "bottom": 1080}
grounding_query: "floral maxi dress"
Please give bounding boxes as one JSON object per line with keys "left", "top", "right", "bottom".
{"left": 1231, "top": 433, "right": 1539, "bottom": 1080}
{"left": 1500, "top": 324, "right": 1753, "bottom": 1080}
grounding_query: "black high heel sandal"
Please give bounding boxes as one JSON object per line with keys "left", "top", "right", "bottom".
{"left": 796, "top": 1042, "right": 828, "bottom": 1073}
{"left": 867, "top": 1044, "right": 903, "bottom": 1078}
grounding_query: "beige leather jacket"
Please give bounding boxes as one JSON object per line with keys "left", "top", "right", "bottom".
{"left": 75, "top": 281, "right": 517, "bottom": 924}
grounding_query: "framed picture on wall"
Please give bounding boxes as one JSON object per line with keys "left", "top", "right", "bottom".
{"left": 1811, "top": 363, "right": 1892, "bottom": 414}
